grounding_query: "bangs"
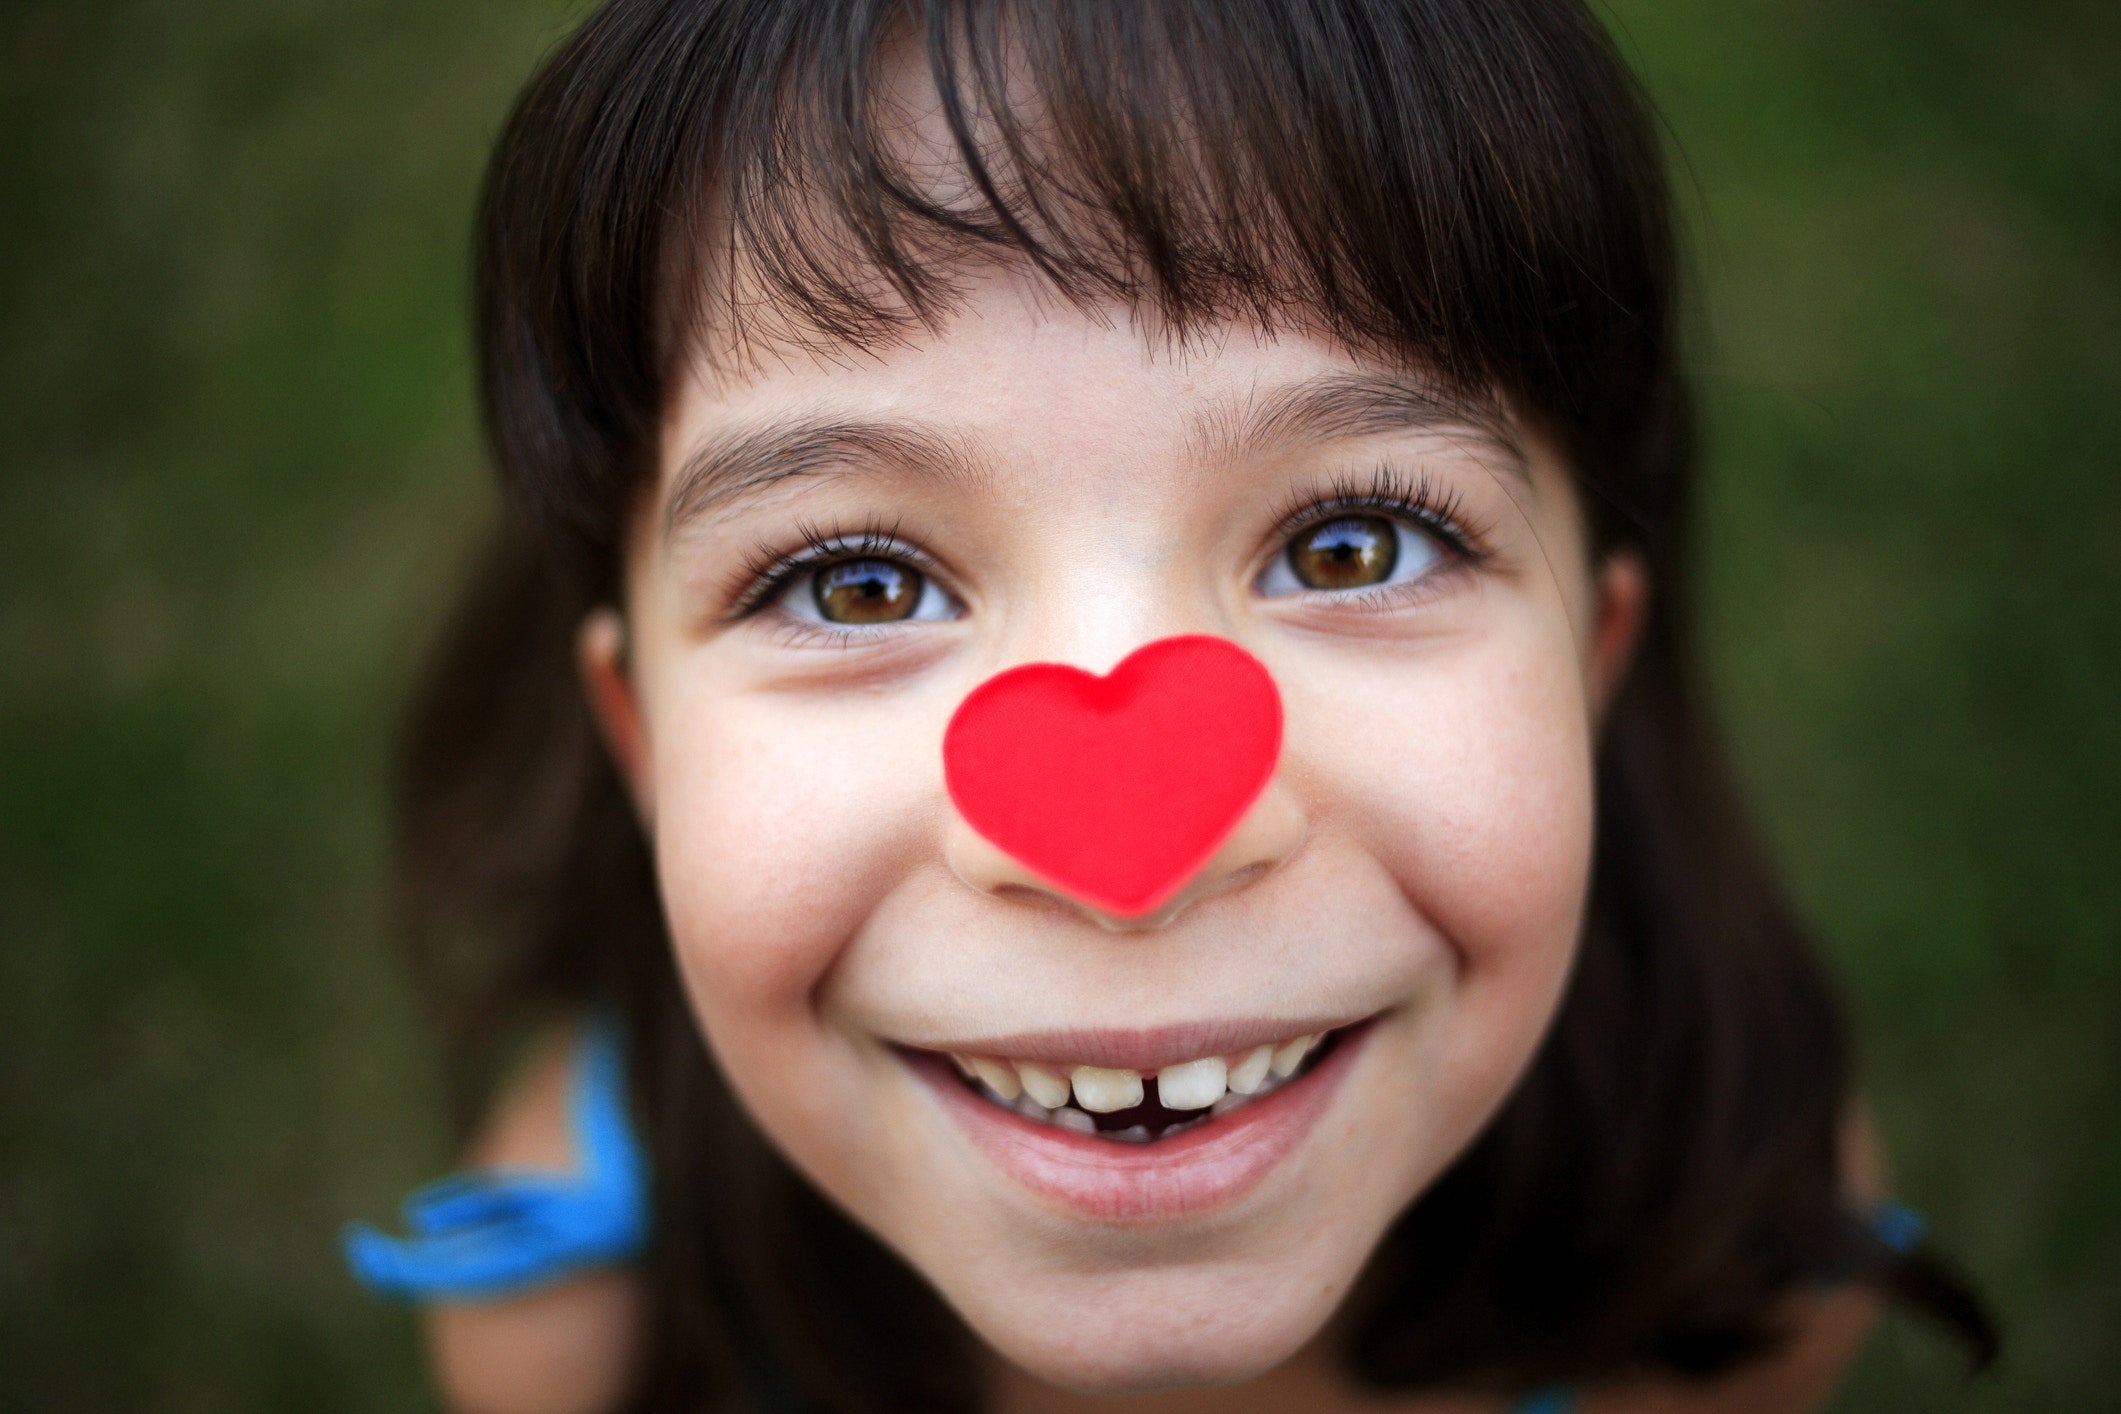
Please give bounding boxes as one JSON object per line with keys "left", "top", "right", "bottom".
{"left": 704, "top": 0, "right": 1668, "bottom": 383}
{"left": 478, "top": 0, "right": 1679, "bottom": 571}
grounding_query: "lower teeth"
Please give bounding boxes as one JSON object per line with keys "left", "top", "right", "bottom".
{"left": 1052, "top": 1106, "right": 1096, "bottom": 1135}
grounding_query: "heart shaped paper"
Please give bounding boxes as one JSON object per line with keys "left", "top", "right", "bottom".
{"left": 943, "top": 635, "right": 1283, "bottom": 917}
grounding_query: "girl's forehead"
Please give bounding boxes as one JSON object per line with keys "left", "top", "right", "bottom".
{"left": 670, "top": 266, "right": 1511, "bottom": 453}
{"left": 654, "top": 272, "right": 1547, "bottom": 548}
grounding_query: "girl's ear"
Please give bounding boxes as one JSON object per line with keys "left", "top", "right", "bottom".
{"left": 578, "top": 608, "right": 655, "bottom": 822}
{"left": 1588, "top": 550, "right": 1650, "bottom": 725}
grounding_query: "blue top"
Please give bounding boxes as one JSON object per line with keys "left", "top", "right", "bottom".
{"left": 344, "top": 1025, "right": 1932, "bottom": 1414}
{"left": 1511, "top": 1389, "right": 1576, "bottom": 1414}
{"left": 341, "top": 1019, "right": 648, "bottom": 1300}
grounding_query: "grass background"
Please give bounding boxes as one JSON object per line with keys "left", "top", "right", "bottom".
{"left": 2, "top": 0, "right": 2114, "bottom": 1407}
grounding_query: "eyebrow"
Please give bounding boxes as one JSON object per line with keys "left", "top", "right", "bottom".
{"left": 1197, "top": 371, "right": 1527, "bottom": 479}
{"left": 662, "top": 417, "right": 985, "bottom": 538}
{"left": 663, "top": 371, "right": 1525, "bottom": 537}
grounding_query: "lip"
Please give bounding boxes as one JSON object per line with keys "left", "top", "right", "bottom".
{"left": 907, "top": 1018, "right": 1373, "bottom": 1224}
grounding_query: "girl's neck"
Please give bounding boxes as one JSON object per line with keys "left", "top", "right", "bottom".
{"left": 987, "top": 1337, "right": 1498, "bottom": 1414}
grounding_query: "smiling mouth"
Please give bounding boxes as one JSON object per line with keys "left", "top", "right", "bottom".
{"left": 930, "top": 1027, "right": 1347, "bottom": 1144}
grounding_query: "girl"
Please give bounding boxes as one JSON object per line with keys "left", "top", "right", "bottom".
{"left": 347, "top": 1, "right": 1993, "bottom": 1409}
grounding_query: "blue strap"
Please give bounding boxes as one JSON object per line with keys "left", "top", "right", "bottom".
{"left": 1869, "top": 1197, "right": 1928, "bottom": 1255}
{"left": 1511, "top": 1389, "right": 1576, "bottom": 1414}
{"left": 342, "top": 1020, "right": 649, "bottom": 1300}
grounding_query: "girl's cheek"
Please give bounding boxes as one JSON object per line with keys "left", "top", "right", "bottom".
{"left": 1287, "top": 622, "right": 1595, "bottom": 980}
{"left": 646, "top": 686, "right": 939, "bottom": 1035}
{"left": 1284, "top": 623, "right": 1594, "bottom": 1172}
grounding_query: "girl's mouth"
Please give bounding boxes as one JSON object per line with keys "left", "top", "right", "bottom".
{"left": 939, "top": 1027, "right": 1345, "bottom": 1143}
{"left": 900, "top": 1019, "right": 1375, "bottom": 1222}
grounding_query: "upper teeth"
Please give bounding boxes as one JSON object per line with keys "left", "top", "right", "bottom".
{"left": 1016, "top": 1062, "right": 1070, "bottom": 1109}
{"left": 1070, "top": 1066, "right": 1144, "bottom": 1113}
{"left": 950, "top": 1033, "right": 1323, "bottom": 1116}
{"left": 1227, "top": 1044, "right": 1274, "bottom": 1095}
{"left": 966, "top": 1056, "right": 1021, "bottom": 1101}
{"left": 1155, "top": 1056, "right": 1227, "bottom": 1110}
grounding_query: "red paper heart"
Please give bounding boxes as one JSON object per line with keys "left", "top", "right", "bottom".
{"left": 943, "top": 635, "right": 1283, "bottom": 917}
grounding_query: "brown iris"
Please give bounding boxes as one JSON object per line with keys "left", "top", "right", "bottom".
{"left": 812, "top": 558, "right": 922, "bottom": 624}
{"left": 1287, "top": 516, "right": 1398, "bottom": 590}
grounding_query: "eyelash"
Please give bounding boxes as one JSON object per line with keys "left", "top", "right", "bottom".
{"left": 1264, "top": 465, "right": 1491, "bottom": 576}
{"left": 726, "top": 518, "right": 938, "bottom": 623}
{"left": 725, "top": 467, "right": 1489, "bottom": 629}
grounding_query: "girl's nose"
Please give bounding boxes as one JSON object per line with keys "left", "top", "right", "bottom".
{"left": 943, "top": 779, "right": 1308, "bottom": 931}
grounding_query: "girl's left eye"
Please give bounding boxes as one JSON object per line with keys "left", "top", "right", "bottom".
{"left": 1255, "top": 514, "right": 1444, "bottom": 599}
{"left": 777, "top": 555, "right": 959, "bottom": 628}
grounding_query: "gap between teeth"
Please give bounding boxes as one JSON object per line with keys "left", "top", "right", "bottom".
{"left": 950, "top": 1033, "right": 1326, "bottom": 1133}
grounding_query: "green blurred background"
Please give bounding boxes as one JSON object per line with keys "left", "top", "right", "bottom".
{"left": 2, "top": 0, "right": 2114, "bottom": 1407}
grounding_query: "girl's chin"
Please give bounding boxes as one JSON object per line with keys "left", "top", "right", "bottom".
{"left": 964, "top": 1263, "right": 1348, "bottom": 1398}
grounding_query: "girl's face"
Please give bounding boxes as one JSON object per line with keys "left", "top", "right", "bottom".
{"left": 593, "top": 271, "right": 1642, "bottom": 1393}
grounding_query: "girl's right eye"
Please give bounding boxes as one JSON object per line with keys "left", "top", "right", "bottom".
{"left": 1283, "top": 515, "right": 1402, "bottom": 590}
{"left": 1256, "top": 513, "right": 1448, "bottom": 599}
{"left": 775, "top": 554, "right": 959, "bottom": 629}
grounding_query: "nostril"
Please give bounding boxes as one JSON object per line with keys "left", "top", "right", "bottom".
{"left": 990, "top": 882, "right": 1079, "bottom": 917}
{"left": 1215, "top": 859, "right": 1273, "bottom": 893}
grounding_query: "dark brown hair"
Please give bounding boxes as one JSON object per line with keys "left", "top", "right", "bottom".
{"left": 396, "top": 1, "right": 1994, "bottom": 1408}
